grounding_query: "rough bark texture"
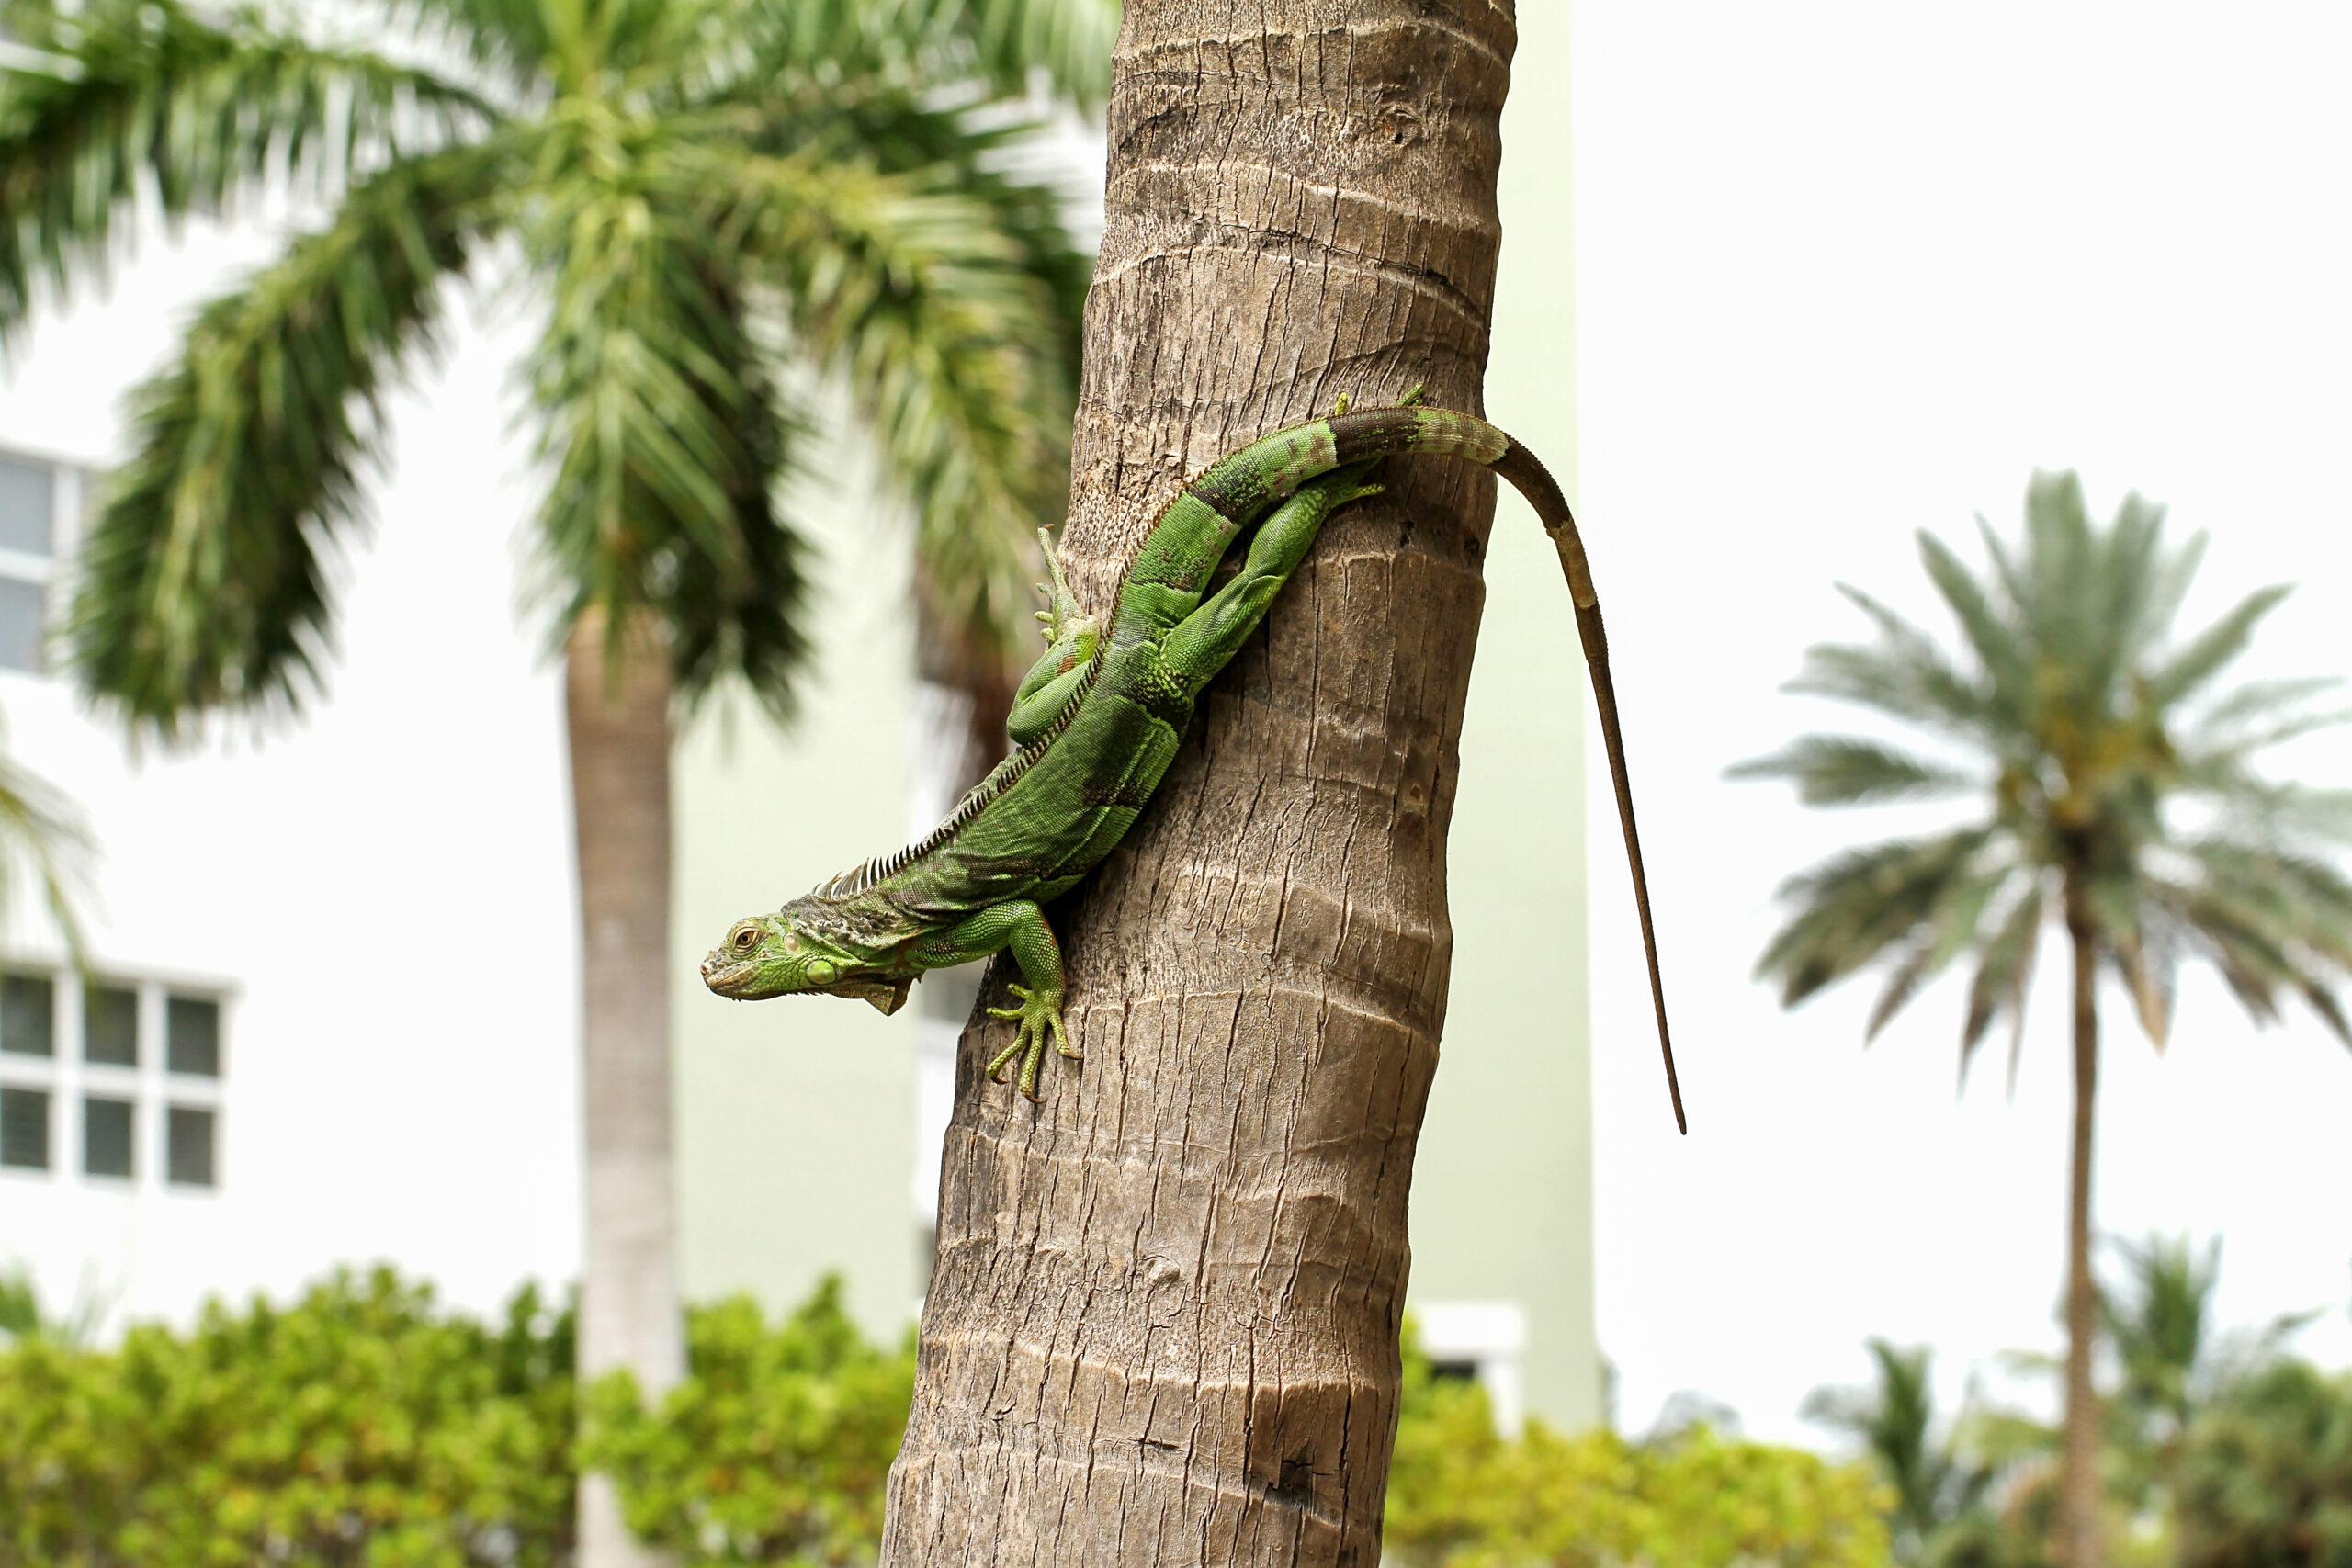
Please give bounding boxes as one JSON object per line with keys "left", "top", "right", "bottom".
{"left": 569, "top": 612, "right": 685, "bottom": 1568}
{"left": 2061, "top": 892, "right": 2104, "bottom": 1568}
{"left": 881, "top": 4, "right": 1515, "bottom": 1563}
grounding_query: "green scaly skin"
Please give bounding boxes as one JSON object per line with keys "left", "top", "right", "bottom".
{"left": 701, "top": 400, "right": 1686, "bottom": 1129}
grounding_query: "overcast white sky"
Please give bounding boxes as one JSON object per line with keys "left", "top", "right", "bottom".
{"left": 1571, "top": 3, "right": 2352, "bottom": 1444}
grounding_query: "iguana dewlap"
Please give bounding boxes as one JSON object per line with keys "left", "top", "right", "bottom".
{"left": 699, "top": 401, "right": 1683, "bottom": 1130}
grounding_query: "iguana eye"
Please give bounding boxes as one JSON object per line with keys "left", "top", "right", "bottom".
{"left": 805, "top": 958, "right": 838, "bottom": 986}
{"left": 730, "top": 925, "right": 760, "bottom": 953}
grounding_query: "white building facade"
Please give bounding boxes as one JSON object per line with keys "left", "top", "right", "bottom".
{"left": 0, "top": 246, "right": 583, "bottom": 1331}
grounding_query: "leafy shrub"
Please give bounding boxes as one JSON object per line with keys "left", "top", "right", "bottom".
{"left": 0, "top": 1269, "right": 922, "bottom": 1568}
{"left": 2176, "top": 1359, "right": 2352, "bottom": 1568}
{"left": 1385, "top": 1329, "right": 1894, "bottom": 1567}
{"left": 582, "top": 1278, "right": 915, "bottom": 1565}
{"left": 3, "top": 1273, "right": 1900, "bottom": 1568}
{"left": 0, "top": 1266, "right": 575, "bottom": 1568}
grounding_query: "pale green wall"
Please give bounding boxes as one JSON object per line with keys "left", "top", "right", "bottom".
{"left": 671, "top": 422, "right": 923, "bottom": 1337}
{"left": 1405, "top": 2, "right": 1602, "bottom": 1430}
{"left": 671, "top": 4, "right": 1600, "bottom": 1425}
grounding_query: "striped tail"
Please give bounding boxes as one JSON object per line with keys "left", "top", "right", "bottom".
{"left": 1188, "top": 405, "right": 1688, "bottom": 1134}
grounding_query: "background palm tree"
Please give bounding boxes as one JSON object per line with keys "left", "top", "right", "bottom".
{"left": 1736, "top": 470, "right": 2352, "bottom": 1568}
{"left": 2099, "top": 1232, "right": 2315, "bottom": 1534}
{"left": 0, "top": 0, "right": 1107, "bottom": 1560}
{"left": 1804, "top": 1338, "right": 1996, "bottom": 1566}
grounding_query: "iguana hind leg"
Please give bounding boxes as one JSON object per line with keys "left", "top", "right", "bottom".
{"left": 1159, "top": 461, "right": 1383, "bottom": 691}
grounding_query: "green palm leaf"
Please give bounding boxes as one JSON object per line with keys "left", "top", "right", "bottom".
{"left": 524, "top": 120, "right": 811, "bottom": 709}
{"left": 704, "top": 145, "right": 1077, "bottom": 659}
{"left": 64, "top": 143, "right": 502, "bottom": 735}
{"left": 1727, "top": 735, "right": 1973, "bottom": 807}
{"left": 0, "top": 0, "right": 485, "bottom": 342}
{"left": 1960, "top": 878, "right": 2041, "bottom": 1084}
{"left": 0, "top": 718, "right": 93, "bottom": 959}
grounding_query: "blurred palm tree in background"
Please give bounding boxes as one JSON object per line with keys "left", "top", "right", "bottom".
{"left": 1737, "top": 471, "right": 2352, "bottom": 1568}
{"left": 1804, "top": 1339, "right": 1996, "bottom": 1566}
{"left": 0, "top": 0, "right": 1110, "bottom": 1559}
{"left": 1810, "top": 1235, "right": 2337, "bottom": 1568}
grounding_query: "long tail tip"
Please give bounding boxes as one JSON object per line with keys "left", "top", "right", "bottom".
{"left": 1660, "top": 1030, "right": 1688, "bottom": 1135}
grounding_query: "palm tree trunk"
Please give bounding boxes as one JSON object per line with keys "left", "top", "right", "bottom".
{"left": 2061, "top": 887, "right": 2104, "bottom": 1568}
{"left": 567, "top": 609, "right": 684, "bottom": 1568}
{"left": 879, "top": 4, "right": 1514, "bottom": 1564}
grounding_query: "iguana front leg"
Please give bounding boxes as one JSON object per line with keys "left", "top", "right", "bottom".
{"left": 910, "top": 899, "right": 1075, "bottom": 1100}
{"left": 1007, "top": 528, "right": 1101, "bottom": 745}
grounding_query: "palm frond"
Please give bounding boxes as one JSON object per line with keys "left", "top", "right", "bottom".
{"left": 0, "top": 720, "right": 93, "bottom": 960}
{"left": 922, "top": 0, "right": 1121, "bottom": 108}
{"left": 1757, "top": 828, "right": 1996, "bottom": 1008}
{"left": 0, "top": 0, "right": 487, "bottom": 343}
{"left": 2188, "top": 675, "right": 2344, "bottom": 738}
{"left": 65, "top": 144, "right": 500, "bottom": 737}
{"left": 2140, "top": 525, "right": 2207, "bottom": 652}
{"left": 1864, "top": 863, "right": 2007, "bottom": 1042}
{"left": 1787, "top": 584, "right": 1996, "bottom": 739}
{"left": 1727, "top": 734, "right": 1974, "bottom": 807}
{"left": 385, "top": 0, "right": 553, "bottom": 87}
{"left": 2151, "top": 840, "right": 2352, "bottom": 1042}
{"left": 523, "top": 130, "right": 810, "bottom": 712}
{"left": 725, "top": 0, "right": 1119, "bottom": 110}
{"left": 2146, "top": 583, "right": 2293, "bottom": 709}
{"left": 2077, "top": 489, "right": 2169, "bottom": 705}
{"left": 697, "top": 145, "right": 1078, "bottom": 660}
{"left": 2098, "top": 894, "right": 2178, "bottom": 1047}
{"left": 1916, "top": 530, "right": 2032, "bottom": 726}
{"left": 2202, "top": 775, "right": 2352, "bottom": 849}
{"left": 2020, "top": 468, "right": 2097, "bottom": 662}
{"left": 1961, "top": 879, "right": 2043, "bottom": 1085}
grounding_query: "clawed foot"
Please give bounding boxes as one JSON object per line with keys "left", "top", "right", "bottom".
{"left": 986, "top": 982, "right": 1080, "bottom": 1100}
{"left": 1333, "top": 382, "right": 1424, "bottom": 418}
{"left": 1033, "top": 528, "right": 1096, "bottom": 648}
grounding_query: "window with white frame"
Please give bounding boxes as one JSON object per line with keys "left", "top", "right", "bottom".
{"left": 0, "top": 446, "right": 77, "bottom": 675}
{"left": 1414, "top": 1300, "right": 1531, "bottom": 1437}
{"left": 0, "top": 965, "right": 229, "bottom": 1190}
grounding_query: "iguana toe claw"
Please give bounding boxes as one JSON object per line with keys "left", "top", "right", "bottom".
{"left": 983, "top": 982, "right": 1073, "bottom": 1098}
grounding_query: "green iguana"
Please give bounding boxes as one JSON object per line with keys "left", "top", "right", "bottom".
{"left": 700, "top": 400, "right": 1685, "bottom": 1130}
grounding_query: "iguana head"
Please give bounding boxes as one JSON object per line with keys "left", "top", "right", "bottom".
{"left": 699, "top": 913, "right": 912, "bottom": 1015}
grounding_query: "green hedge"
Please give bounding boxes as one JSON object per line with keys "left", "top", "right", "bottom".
{"left": 1386, "top": 1330, "right": 1894, "bottom": 1567}
{"left": 0, "top": 1268, "right": 574, "bottom": 1568}
{"left": 0, "top": 1271, "right": 1897, "bottom": 1567}
{"left": 582, "top": 1279, "right": 913, "bottom": 1565}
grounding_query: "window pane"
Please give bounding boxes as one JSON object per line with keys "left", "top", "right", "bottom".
{"left": 1, "top": 973, "right": 53, "bottom": 1056}
{"left": 0, "top": 1086, "right": 50, "bottom": 1169}
{"left": 0, "top": 457, "right": 51, "bottom": 556}
{"left": 166, "top": 1105, "right": 215, "bottom": 1187}
{"left": 84, "top": 984, "right": 138, "bottom": 1066}
{"left": 0, "top": 578, "right": 42, "bottom": 673}
{"left": 83, "top": 1096, "right": 132, "bottom": 1179}
{"left": 166, "top": 996, "right": 220, "bottom": 1077}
